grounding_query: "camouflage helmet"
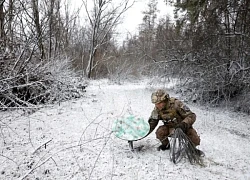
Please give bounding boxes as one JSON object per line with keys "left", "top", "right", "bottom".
{"left": 151, "top": 89, "right": 170, "bottom": 104}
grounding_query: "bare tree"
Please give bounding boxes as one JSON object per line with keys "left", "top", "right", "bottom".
{"left": 161, "top": 0, "right": 250, "bottom": 106}
{"left": 82, "top": 0, "right": 134, "bottom": 78}
{"left": 0, "top": 0, "right": 5, "bottom": 44}
{"left": 48, "top": 0, "right": 55, "bottom": 58}
{"left": 0, "top": 0, "right": 87, "bottom": 108}
{"left": 31, "top": 0, "right": 45, "bottom": 59}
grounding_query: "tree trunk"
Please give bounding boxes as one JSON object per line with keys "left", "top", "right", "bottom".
{"left": 32, "top": 0, "right": 45, "bottom": 59}
{"left": 0, "top": 0, "right": 5, "bottom": 42}
{"left": 7, "top": 0, "right": 13, "bottom": 52}
{"left": 48, "top": 0, "right": 55, "bottom": 58}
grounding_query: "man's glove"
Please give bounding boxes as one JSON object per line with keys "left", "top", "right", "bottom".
{"left": 176, "top": 122, "right": 189, "bottom": 133}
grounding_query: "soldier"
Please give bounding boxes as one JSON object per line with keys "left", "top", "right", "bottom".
{"left": 148, "top": 89, "right": 201, "bottom": 152}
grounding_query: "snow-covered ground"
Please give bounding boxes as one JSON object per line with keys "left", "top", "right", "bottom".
{"left": 0, "top": 79, "right": 250, "bottom": 180}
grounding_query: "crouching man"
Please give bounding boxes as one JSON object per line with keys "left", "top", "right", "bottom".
{"left": 147, "top": 89, "right": 201, "bottom": 153}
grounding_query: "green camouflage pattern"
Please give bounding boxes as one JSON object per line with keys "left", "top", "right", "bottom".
{"left": 112, "top": 115, "right": 150, "bottom": 141}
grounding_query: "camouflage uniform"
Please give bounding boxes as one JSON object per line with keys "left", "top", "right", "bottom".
{"left": 148, "top": 89, "right": 200, "bottom": 147}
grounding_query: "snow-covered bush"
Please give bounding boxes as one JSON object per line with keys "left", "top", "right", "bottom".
{"left": 0, "top": 57, "right": 87, "bottom": 109}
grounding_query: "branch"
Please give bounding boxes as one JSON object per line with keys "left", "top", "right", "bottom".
{"left": 32, "top": 139, "right": 53, "bottom": 155}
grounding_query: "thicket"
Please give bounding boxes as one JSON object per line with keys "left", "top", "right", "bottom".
{"left": 0, "top": 0, "right": 89, "bottom": 109}
{"left": 118, "top": 0, "right": 250, "bottom": 113}
{"left": 0, "top": 0, "right": 132, "bottom": 109}
{"left": 165, "top": 0, "right": 250, "bottom": 113}
{"left": 1, "top": 0, "right": 249, "bottom": 114}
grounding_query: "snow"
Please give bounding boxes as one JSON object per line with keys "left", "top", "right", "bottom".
{"left": 1, "top": 79, "right": 250, "bottom": 180}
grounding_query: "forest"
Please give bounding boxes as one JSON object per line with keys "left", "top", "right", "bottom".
{"left": 1, "top": 0, "right": 250, "bottom": 114}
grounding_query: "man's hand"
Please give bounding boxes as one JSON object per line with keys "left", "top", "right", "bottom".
{"left": 176, "top": 122, "right": 189, "bottom": 133}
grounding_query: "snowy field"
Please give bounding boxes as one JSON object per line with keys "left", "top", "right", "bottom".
{"left": 0, "top": 79, "right": 250, "bottom": 180}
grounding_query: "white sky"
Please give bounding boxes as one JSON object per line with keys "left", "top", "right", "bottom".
{"left": 68, "top": 0, "right": 174, "bottom": 42}
{"left": 118, "top": 0, "right": 174, "bottom": 37}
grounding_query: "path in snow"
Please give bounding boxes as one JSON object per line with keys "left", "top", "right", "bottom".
{"left": 0, "top": 79, "right": 250, "bottom": 180}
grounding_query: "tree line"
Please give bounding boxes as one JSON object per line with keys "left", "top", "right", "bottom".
{"left": 0, "top": 0, "right": 249, "bottom": 113}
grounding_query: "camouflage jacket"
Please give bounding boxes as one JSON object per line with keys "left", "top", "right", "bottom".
{"left": 148, "top": 97, "right": 196, "bottom": 134}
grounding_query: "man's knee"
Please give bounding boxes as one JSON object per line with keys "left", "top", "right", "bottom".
{"left": 187, "top": 128, "right": 200, "bottom": 146}
{"left": 156, "top": 125, "right": 169, "bottom": 140}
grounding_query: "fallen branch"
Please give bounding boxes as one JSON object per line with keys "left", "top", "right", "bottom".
{"left": 32, "top": 139, "right": 53, "bottom": 155}
{"left": 19, "top": 134, "right": 112, "bottom": 179}
{"left": 18, "top": 156, "right": 53, "bottom": 180}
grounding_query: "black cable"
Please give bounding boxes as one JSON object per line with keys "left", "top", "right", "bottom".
{"left": 169, "top": 128, "right": 204, "bottom": 165}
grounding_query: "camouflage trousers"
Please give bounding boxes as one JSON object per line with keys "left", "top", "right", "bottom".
{"left": 156, "top": 125, "right": 201, "bottom": 146}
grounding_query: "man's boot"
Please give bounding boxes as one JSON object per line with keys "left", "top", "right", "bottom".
{"left": 157, "top": 143, "right": 170, "bottom": 151}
